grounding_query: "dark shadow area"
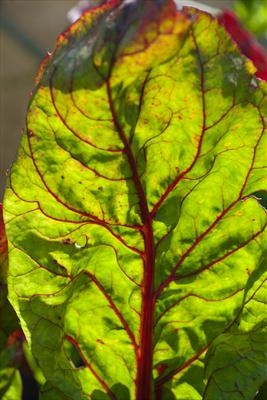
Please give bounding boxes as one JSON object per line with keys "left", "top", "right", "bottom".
{"left": 92, "top": 383, "right": 130, "bottom": 400}
{"left": 21, "top": 366, "right": 39, "bottom": 400}
{"left": 255, "top": 381, "right": 267, "bottom": 399}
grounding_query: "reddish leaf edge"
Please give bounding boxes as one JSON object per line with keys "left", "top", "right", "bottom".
{"left": 35, "top": 0, "right": 123, "bottom": 85}
{"left": 0, "top": 203, "right": 8, "bottom": 260}
{"left": 218, "top": 9, "right": 267, "bottom": 81}
{"left": 35, "top": 1, "right": 267, "bottom": 87}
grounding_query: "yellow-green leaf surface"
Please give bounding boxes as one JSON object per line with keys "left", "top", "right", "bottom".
{"left": 3, "top": 0, "right": 267, "bottom": 399}
{"left": 1, "top": 370, "right": 22, "bottom": 400}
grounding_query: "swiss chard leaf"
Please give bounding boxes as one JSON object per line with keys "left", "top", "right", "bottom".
{"left": 3, "top": 0, "right": 267, "bottom": 399}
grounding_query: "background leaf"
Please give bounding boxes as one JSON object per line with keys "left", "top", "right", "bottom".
{"left": 1, "top": 370, "right": 22, "bottom": 400}
{"left": 0, "top": 205, "right": 22, "bottom": 399}
{"left": 233, "top": 0, "right": 267, "bottom": 37}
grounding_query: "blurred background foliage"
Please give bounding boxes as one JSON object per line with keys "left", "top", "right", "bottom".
{"left": 234, "top": 0, "right": 267, "bottom": 39}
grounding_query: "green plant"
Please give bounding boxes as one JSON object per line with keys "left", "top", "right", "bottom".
{"left": 1, "top": 0, "right": 267, "bottom": 398}
{"left": 234, "top": 0, "right": 267, "bottom": 37}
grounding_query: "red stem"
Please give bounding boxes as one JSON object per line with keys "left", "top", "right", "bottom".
{"left": 136, "top": 223, "right": 155, "bottom": 400}
{"left": 106, "top": 77, "right": 155, "bottom": 399}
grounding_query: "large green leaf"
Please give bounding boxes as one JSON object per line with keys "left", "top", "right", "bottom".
{"left": 3, "top": 0, "right": 267, "bottom": 398}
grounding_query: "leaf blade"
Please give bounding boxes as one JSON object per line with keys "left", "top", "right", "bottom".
{"left": 3, "top": 2, "right": 267, "bottom": 399}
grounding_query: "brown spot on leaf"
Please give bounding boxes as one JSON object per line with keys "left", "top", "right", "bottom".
{"left": 155, "top": 363, "right": 168, "bottom": 375}
{"left": 62, "top": 238, "right": 72, "bottom": 245}
{"left": 27, "top": 130, "right": 34, "bottom": 138}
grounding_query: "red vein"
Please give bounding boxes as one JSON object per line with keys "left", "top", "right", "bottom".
{"left": 175, "top": 224, "right": 266, "bottom": 281}
{"left": 110, "top": 244, "right": 142, "bottom": 287}
{"left": 155, "top": 197, "right": 265, "bottom": 299}
{"left": 205, "top": 95, "right": 236, "bottom": 131}
{"left": 243, "top": 277, "right": 267, "bottom": 306}
{"left": 154, "top": 29, "right": 266, "bottom": 299}
{"left": 9, "top": 166, "right": 143, "bottom": 259}
{"left": 27, "top": 127, "right": 105, "bottom": 222}
{"left": 50, "top": 68, "right": 124, "bottom": 153}
{"left": 70, "top": 61, "right": 113, "bottom": 123}
{"left": 49, "top": 121, "right": 131, "bottom": 181}
{"left": 129, "top": 69, "right": 151, "bottom": 145}
{"left": 85, "top": 271, "right": 139, "bottom": 356}
{"left": 9, "top": 176, "right": 90, "bottom": 225}
{"left": 26, "top": 123, "right": 143, "bottom": 235}
{"left": 106, "top": 75, "right": 155, "bottom": 399}
{"left": 154, "top": 288, "right": 244, "bottom": 328}
{"left": 150, "top": 33, "right": 208, "bottom": 220}
{"left": 64, "top": 334, "right": 117, "bottom": 400}
{"left": 155, "top": 344, "right": 208, "bottom": 387}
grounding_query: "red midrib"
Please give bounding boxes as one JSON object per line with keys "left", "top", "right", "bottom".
{"left": 136, "top": 222, "right": 155, "bottom": 399}
{"left": 106, "top": 78, "right": 155, "bottom": 400}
